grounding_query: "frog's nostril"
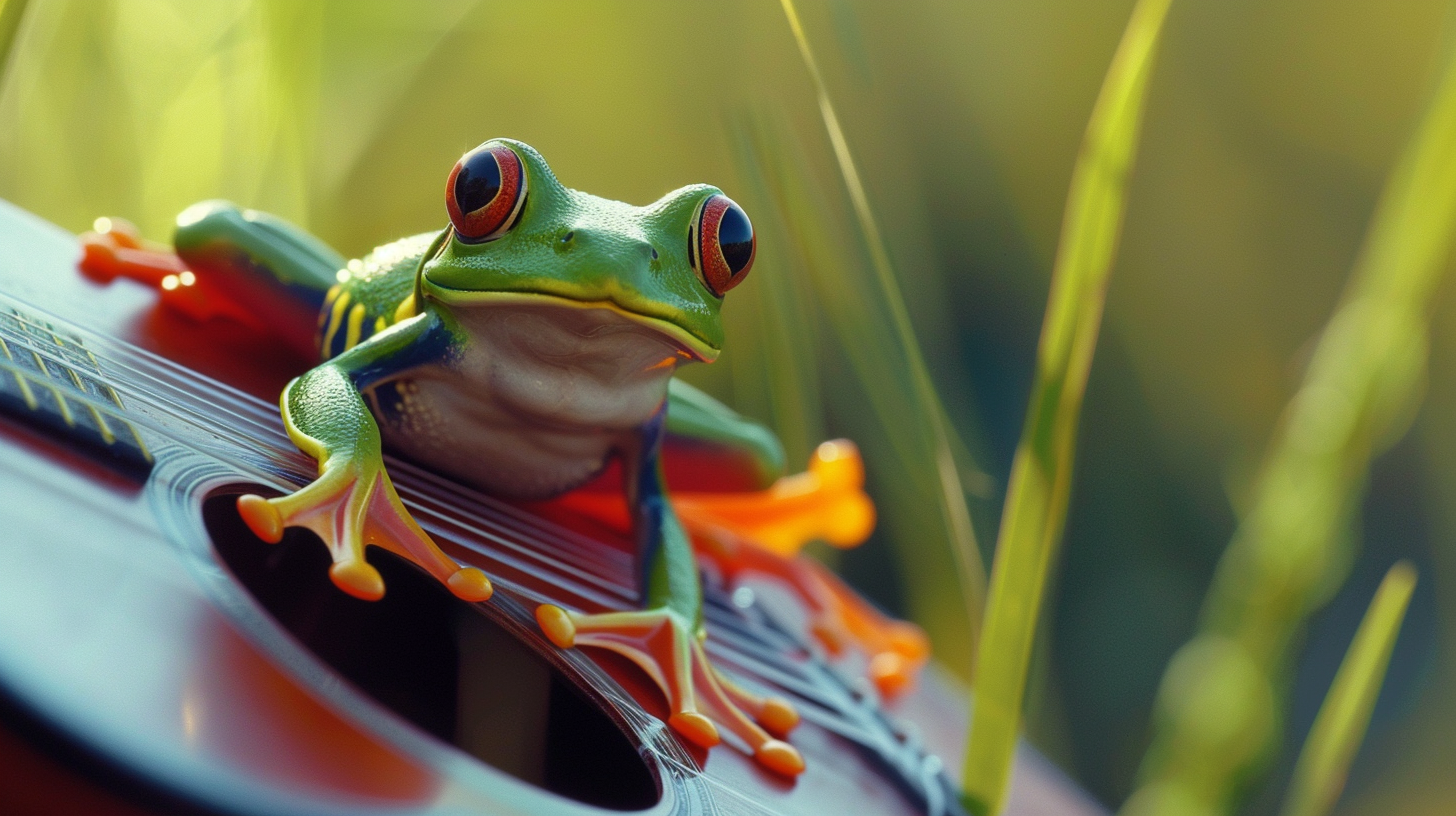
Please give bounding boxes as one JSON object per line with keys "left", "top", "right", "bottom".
{"left": 561, "top": 230, "right": 575, "bottom": 243}
{"left": 651, "top": 247, "right": 659, "bottom": 261}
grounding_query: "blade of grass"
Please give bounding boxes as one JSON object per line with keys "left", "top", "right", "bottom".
{"left": 1122, "top": 31, "right": 1456, "bottom": 816}
{"left": 0, "top": 0, "right": 30, "bottom": 86}
{"left": 1280, "top": 561, "right": 1417, "bottom": 816}
{"left": 960, "top": 0, "right": 1174, "bottom": 812}
{"left": 724, "top": 116, "right": 827, "bottom": 469}
{"left": 777, "top": 0, "right": 987, "bottom": 649}
{"left": 729, "top": 112, "right": 988, "bottom": 672}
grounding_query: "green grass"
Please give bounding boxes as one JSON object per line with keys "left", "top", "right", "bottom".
{"left": 1122, "top": 23, "right": 1456, "bottom": 816}
{"left": 959, "top": 0, "right": 1174, "bottom": 811}
{"left": 777, "top": 0, "right": 987, "bottom": 649}
{"left": 0, "top": 0, "right": 28, "bottom": 81}
{"left": 1280, "top": 561, "right": 1417, "bottom": 816}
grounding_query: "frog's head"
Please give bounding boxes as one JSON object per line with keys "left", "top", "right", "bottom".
{"left": 418, "top": 139, "right": 756, "bottom": 363}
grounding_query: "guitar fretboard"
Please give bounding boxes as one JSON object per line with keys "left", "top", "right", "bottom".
{"left": 0, "top": 308, "right": 152, "bottom": 472}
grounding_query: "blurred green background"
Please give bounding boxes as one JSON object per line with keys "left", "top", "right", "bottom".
{"left": 0, "top": 1, "right": 1450, "bottom": 813}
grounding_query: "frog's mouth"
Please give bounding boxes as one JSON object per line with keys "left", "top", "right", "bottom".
{"left": 422, "top": 285, "right": 720, "bottom": 363}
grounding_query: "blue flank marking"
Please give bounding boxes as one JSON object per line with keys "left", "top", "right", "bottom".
{"left": 345, "top": 313, "right": 457, "bottom": 391}
{"left": 634, "top": 404, "right": 671, "bottom": 600}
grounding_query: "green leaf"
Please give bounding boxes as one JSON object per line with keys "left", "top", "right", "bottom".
{"left": 959, "top": 0, "right": 1174, "bottom": 812}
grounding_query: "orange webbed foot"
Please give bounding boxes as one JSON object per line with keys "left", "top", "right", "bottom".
{"left": 237, "top": 464, "right": 491, "bottom": 604}
{"left": 674, "top": 439, "right": 875, "bottom": 560}
{"left": 690, "top": 526, "right": 929, "bottom": 697}
{"left": 535, "top": 605, "right": 805, "bottom": 777}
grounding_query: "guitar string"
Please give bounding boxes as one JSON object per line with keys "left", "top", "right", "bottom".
{"left": 0, "top": 323, "right": 861, "bottom": 691}
{"left": 0, "top": 310, "right": 914, "bottom": 736}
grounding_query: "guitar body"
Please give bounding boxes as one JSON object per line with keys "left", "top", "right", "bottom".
{"left": 0, "top": 200, "right": 1099, "bottom": 816}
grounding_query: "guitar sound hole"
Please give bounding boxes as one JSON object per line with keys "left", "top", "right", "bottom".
{"left": 203, "top": 492, "right": 659, "bottom": 811}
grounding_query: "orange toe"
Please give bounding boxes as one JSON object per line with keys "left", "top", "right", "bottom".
{"left": 759, "top": 695, "right": 800, "bottom": 737}
{"left": 756, "top": 739, "right": 805, "bottom": 777}
{"left": 669, "top": 711, "right": 721, "bottom": 748}
{"left": 329, "top": 561, "right": 385, "bottom": 601}
{"left": 92, "top": 217, "right": 144, "bottom": 248}
{"left": 869, "top": 652, "right": 912, "bottom": 697}
{"left": 447, "top": 567, "right": 493, "bottom": 602}
{"left": 886, "top": 623, "right": 931, "bottom": 660}
{"left": 237, "top": 494, "right": 283, "bottom": 543}
{"left": 535, "top": 604, "right": 576, "bottom": 648}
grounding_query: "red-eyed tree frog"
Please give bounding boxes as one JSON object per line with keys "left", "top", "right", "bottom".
{"left": 79, "top": 139, "right": 937, "bottom": 776}
{"left": 97, "top": 139, "right": 808, "bottom": 775}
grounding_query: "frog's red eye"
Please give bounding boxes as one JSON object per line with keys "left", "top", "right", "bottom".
{"left": 689, "top": 194, "right": 754, "bottom": 297}
{"left": 446, "top": 144, "right": 527, "bottom": 243}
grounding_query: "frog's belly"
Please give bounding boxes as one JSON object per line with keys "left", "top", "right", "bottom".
{"left": 368, "top": 303, "right": 685, "bottom": 499}
{"left": 373, "top": 377, "right": 620, "bottom": 498}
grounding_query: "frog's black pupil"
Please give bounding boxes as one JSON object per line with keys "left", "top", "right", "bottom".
{"left": 455, "top": 150, "right": 503, "bottom": 214}
{"left": 717, "top": 202, "right": 754, "bottom": 274}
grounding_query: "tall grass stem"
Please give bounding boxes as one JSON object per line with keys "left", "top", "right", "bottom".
{"left": 777, "top": 0, "right": 986, "bottom": 654}
{"left": 1280, "top": 562, "right": 1416, "bottom": 816}
{"left": 0, "top": 0, "right": 30, "bottom": 89}
{"left": 960, "top": 0, "right": 1174, "bottom": 811}
{"left": 1123, "top": 29, "right": 1456, "bottom": 816}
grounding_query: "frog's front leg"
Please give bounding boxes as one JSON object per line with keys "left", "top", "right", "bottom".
{"left": 535, "top": 408, "right": 805, "bottom": 777}
{"left": 236, "top": 314, "right": 492, "bottom": 603}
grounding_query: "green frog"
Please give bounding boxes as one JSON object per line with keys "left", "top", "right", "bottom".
{"left": 86, "top": 139, "right": 805, "bottom": 775}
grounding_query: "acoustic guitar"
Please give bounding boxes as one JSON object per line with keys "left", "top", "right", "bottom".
{"left": 0, "top": 199, "right": 1101, "bottom": 816}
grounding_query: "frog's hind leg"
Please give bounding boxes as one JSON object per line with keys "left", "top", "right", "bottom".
{"left": 81, "top": 202, "right": 345, "bottom": 359}
{"left": 173, "top": 201, "right": 346, "bottom": 358}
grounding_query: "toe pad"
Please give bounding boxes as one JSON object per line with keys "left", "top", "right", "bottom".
{"left": 759, "top": 696, "right": 800, "bottom": 736}
{"left": 756, "top": 739, "right": 805, "bottom": 776}
{"left": 536, "top": 605, "right": 576, "bottom": 648}
{"left": 237, "top": 494, "right": 283, "bottom": 543}
{"left": 330, "top": 561, "right": 385, "bottom": 601}
{"left": 668, "top": 711, "right": 721, "bottom": 748}
{"left": 447, "top": 567, "right": 493, "bottom": 602}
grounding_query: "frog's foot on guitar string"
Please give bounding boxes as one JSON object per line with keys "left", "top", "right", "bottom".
{"left": 535, "top": 604, "right": 805, "bottom": 777}
{"left": 236, "top": 463, "right": 492, "bottom": 603}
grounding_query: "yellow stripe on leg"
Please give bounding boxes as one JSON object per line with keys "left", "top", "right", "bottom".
{"left": 344, "top": 303, "right": 367, "bottom": 350}
{"left": 320, "top": 291, "right": 351, "bottom": 355}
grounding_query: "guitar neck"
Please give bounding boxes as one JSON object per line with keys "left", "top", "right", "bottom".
{"left": 0, "top": 306, "right": 152, "bottom": 472}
